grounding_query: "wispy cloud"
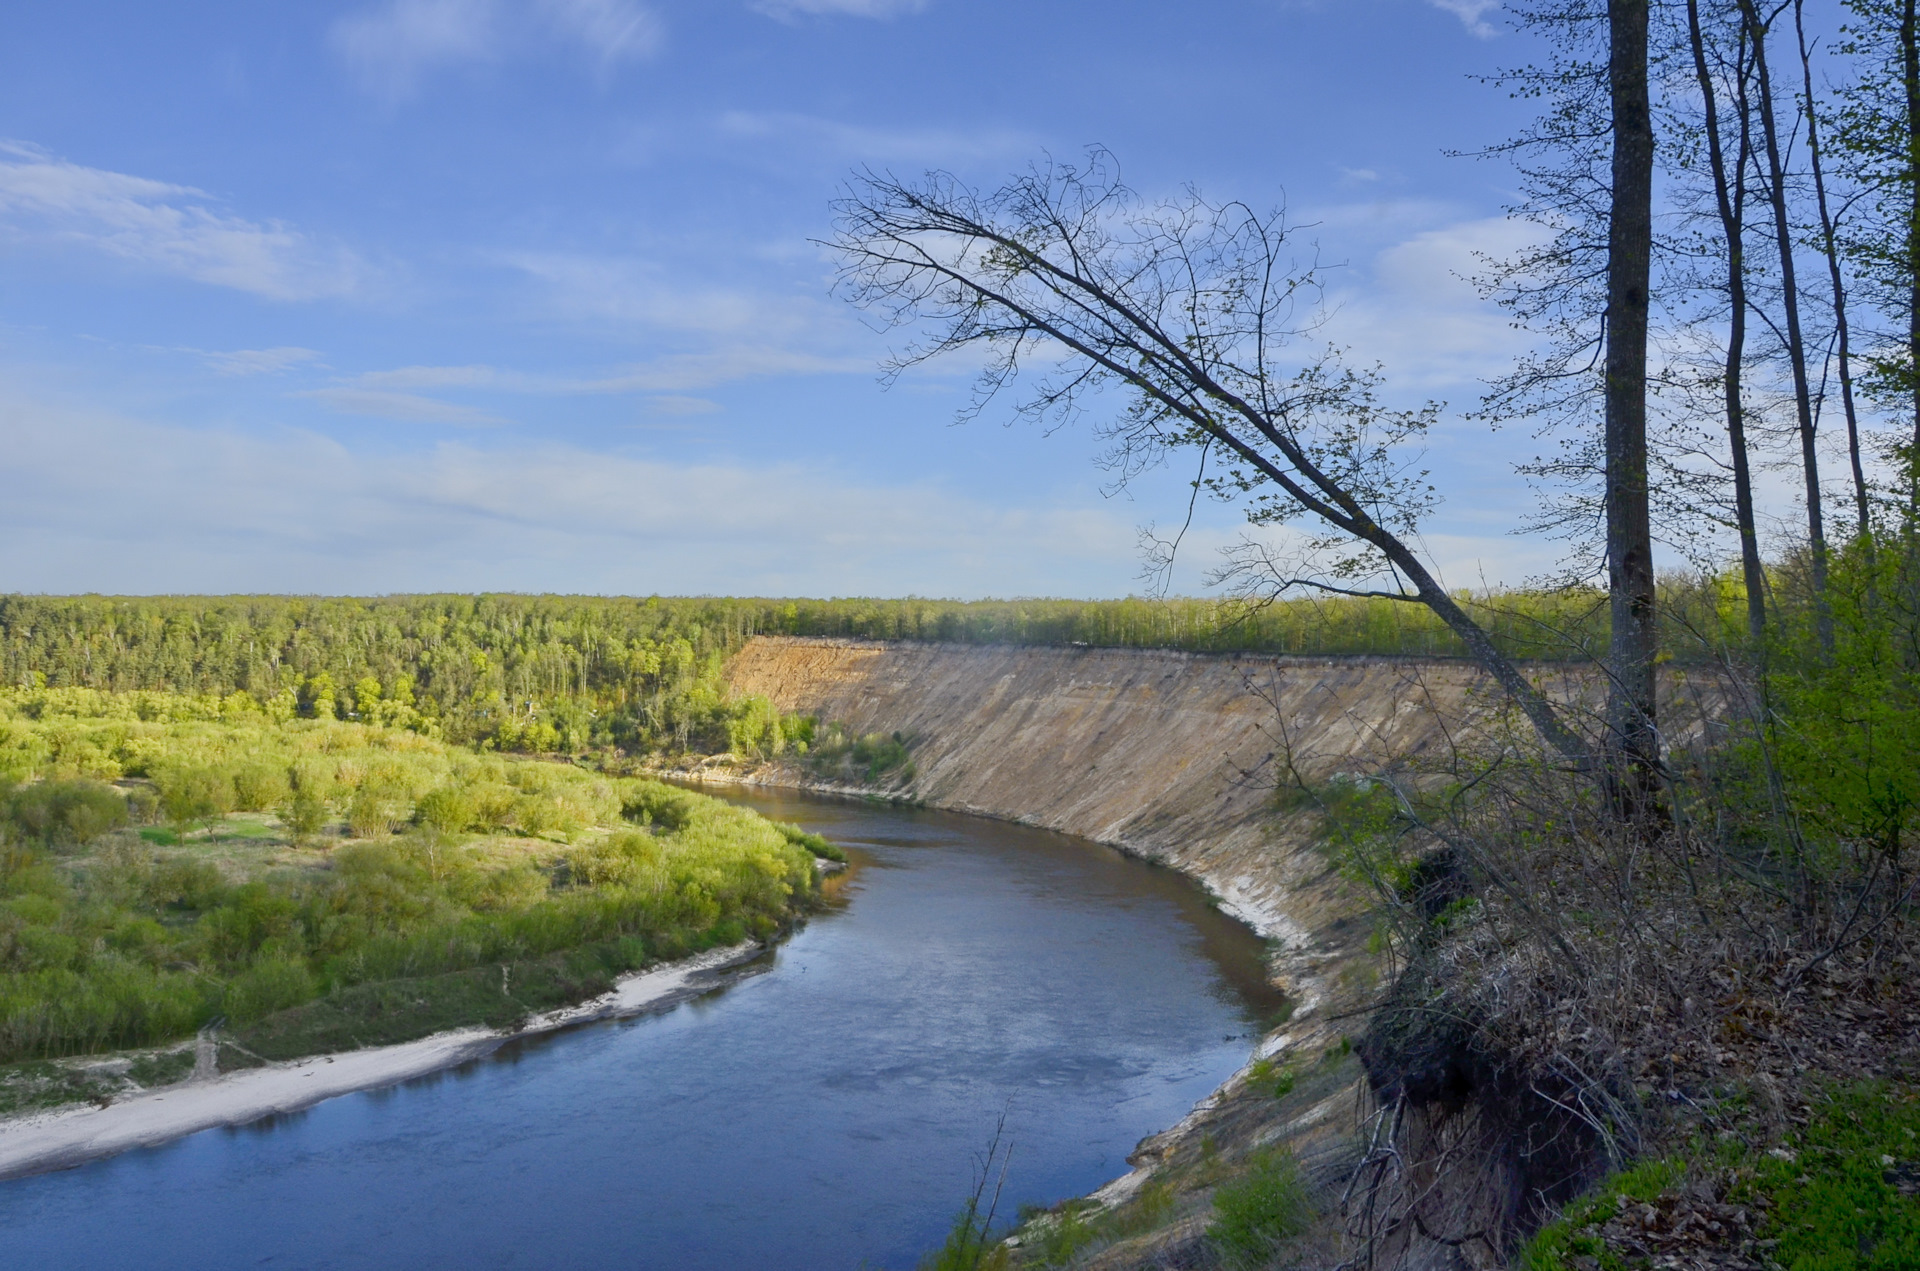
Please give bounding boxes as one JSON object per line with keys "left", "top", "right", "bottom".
{"left": 1427, "top": 0, "right": 1501, "bottom": 38}
{"left": 204, "top": 346, "right": 323, "bottom": 376}
{"left": 751, "top": 0, "right": 928, "bottom": 20}
{"left": 0, "top": 142, "right": 365, "bottom": 300}
{"left": 1318, "top": 214, "right": 1543, "bottom": 392}
{"left": 355, "top": 364, "right": 502, "bottom": 390}
{"left": 488, "top": 251, "right": 878, "bottom": 387}
{"left": 0, "top": 396, "right": 1147, "bottom": 596}
{"left": 332, "top": 0, "right": 660, "bottom": 96}
{"left": 540, "top": 0, "right": 662, "bottom": 66}
{"left": 301, "top": 386, "right": 511, "bottom": 425}
{"left": 644, "top": 394, "right": 720, "bottom": 416}
{"left": 715, "top": 111, "right": 1035, "bottom": 165}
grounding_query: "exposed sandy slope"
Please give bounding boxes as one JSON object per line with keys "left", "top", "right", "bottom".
{"left": 723, "top": 637, "right": 1606, "bottom": 1011}
{"left": 0, "top": 942, "right": 764, "bottom": 1182}
{"left": 712, "top": 637, "right": 1713, "bottom": 1259}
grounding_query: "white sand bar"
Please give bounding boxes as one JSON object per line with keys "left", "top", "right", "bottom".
{"left": 0, "top": 941, "right": 765, "bottom": 1182}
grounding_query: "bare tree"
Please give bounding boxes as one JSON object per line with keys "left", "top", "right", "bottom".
{"left": 828, "top": 154, "right": 1589, "bottom": 767}
{"left": 1741, "top": 0, "right": 1835, "bottom": 648}
{"left": 1687, "top": 0, "right": 1770, "bottom": 641}
{"left": 1797, "top": 0, "right": 1876, "bottom": 546}
{"left": 1833, "top": 0, "right": 1920, "bottom": 487}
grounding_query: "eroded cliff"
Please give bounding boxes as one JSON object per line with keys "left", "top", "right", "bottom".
{"left": 703, "top": 638, "right": 1718, "bottom": 1267}
{"left": 723, "top": 637, "right": 1584, "bottom": 998}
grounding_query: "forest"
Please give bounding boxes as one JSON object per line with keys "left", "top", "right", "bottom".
{"left": 0, "top": 589, "right": 1681, "bottom": 760}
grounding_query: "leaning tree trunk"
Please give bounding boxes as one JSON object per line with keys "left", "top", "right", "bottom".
{"left": 1606, "top": 0, "right": 1661, "bottom": 795}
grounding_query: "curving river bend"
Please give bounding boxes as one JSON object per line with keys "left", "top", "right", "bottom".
{"left": 1, "top": 789, "right": 1285, "bottom": 1270}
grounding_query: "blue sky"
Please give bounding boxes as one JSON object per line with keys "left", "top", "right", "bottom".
{"left": 0, "top": 0, "right": 1576, "bottom": 597}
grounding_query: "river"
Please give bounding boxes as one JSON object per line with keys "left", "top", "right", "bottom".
{"left": 0, "top": 788, "right": 1286, "bottom": 1270}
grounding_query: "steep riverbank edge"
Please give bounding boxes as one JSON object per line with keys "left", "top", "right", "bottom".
{"left": 0, "top": 941, "right": 765, "bottom": 1182}
{"left": 685, "top": 639, "right": 1477, "bottom": 1255}
{"left": 697, "top": 637, "right": 1716, "bottom": 1267}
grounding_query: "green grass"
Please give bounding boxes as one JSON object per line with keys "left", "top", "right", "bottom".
{"left": 1518, "top": 1158, "right": 1687, "bottom": 1270}
{"left": 126, "top": 1048, "right": 195, "bottom": 1087}
{"left": 1208, "top": 1146, "right": 1315, "bottom": 1268}
{"left": 774, "top": 821, "right": 847, "bottom": 862}
{"left": 1744, "top": 1084, "right": 1920, "bottom": 1270}
{"left": 1522, "top": 1083, "right": 1920, "bottom": 1271}
{"left": 0, "top": 1059, "right": 120, "bottom": 1116}
{"left": 228, "top": 929, "right": 739, "bottom": 1061}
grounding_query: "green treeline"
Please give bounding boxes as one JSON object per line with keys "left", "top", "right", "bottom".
{"left": 0, "top": 591, "right": 1665, "bottom": 758}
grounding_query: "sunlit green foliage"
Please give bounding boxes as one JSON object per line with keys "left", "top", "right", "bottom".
{"left": 1522, "top": 1085, "right": 1920, "bottom": 1271}
{"left": 0, "top": 591, "right": 1639, "bottom": 756}
{"left": 0, "top": 707, "right": 820, "bottom": 1065}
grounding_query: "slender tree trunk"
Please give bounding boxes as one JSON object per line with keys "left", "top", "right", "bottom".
{"left": 1797, "top": 0, "right": 1872, "bottom": 545}
{"left": 1607, "top": 0, "right": 1661, "bottom": 786}
{"left": 1905, "top": 0, "right": 1920, "bottom": 471}
{"left": 1795, "top": 2, "right": 1880, "bottom": 634}
{"left": 1691, "top": 0, "right": 1768, "bottom": 643}
{"left": 1744, "top": 0, "right": 1834, "bottom": 649}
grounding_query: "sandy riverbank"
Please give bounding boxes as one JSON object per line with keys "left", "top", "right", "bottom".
{"left": 0, "top": 941, "right": 766, "bottom": 1183}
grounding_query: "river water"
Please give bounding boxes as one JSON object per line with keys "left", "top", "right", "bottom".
{"left": 1, "top": 789, "right": 1285, "bottom": 1271}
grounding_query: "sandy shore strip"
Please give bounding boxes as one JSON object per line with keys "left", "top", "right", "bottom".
{"left": 0, "top": 941, "right": 767, "bottom": 1182}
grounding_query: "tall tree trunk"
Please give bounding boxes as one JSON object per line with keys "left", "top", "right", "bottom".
{"left": 1796, "top": 1, "right": 1875, "bottom": 561}
{"left": 1607, "top": 0, "right": 1661, "bottom": 786}
{"left": 1744, "top": 0, "right": 1834, "bottom": 650}
{"left": 1690, "top": 0, "right": 1768, "bottom": 643}
{"left": 1905, "top": 0, "right": 1920, "bottom": 472}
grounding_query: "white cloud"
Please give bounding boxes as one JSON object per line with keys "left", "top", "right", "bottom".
{"left": 1318, "top": 214, "right": 1545, "bottom": 393}
{"left": 301, "top": 386, "right": 511, "bottom": 425}
{"left": 0, "top": 396, "right": 1148, "bottom": 597}
{"left": 0, "top": 142, "right": 365, "bottom": 300}
{"left": 204, "top": 347, "right": 323, "bottom": 376}
{"left": 489, "top": 252, "right": 878, "bottom": 388}
{"left": 1427, "top": 0, "right": 1501, "bottom": 38}
{"left": 751, "top": 0, "right": 928, "bottom": 19}
{"left": 332, "top": 0, "right": 501, "bottom": 95}
{"left": 332, "top": 0, "right": 660, "bottom": 95}
{"left": 499, "top": 250, "right": 823, "bottom": 337}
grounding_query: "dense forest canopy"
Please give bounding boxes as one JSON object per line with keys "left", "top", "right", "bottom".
{"left": 0, "top": 591, "right": 1660, "bottom": 756}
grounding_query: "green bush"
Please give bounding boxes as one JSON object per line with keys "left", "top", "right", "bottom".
{"left": 231, "top": 764, "right": 290, "bottom": 813}
{"left": 3, "top": 779, "right": 128, "bottom": 846}
{"left": 1208, "top": 1148, "right": 1314, "bottom": 1268}
{"left": 415, "top": 786, "right": 474, "bottom": 834}
{"left": 224, "top": 957, "right": 318, "bottom": 1023}
{"left": 278, "top": 787, "right": 330, "bottom": 843}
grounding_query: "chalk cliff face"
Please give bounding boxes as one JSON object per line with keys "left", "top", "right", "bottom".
{"left": 723, "top": 637, "right": 1586, "bottom": 1012}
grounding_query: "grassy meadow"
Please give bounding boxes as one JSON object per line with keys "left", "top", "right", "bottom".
{"left": 0, "top": 686, "right": 837, "bottom": 1112}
